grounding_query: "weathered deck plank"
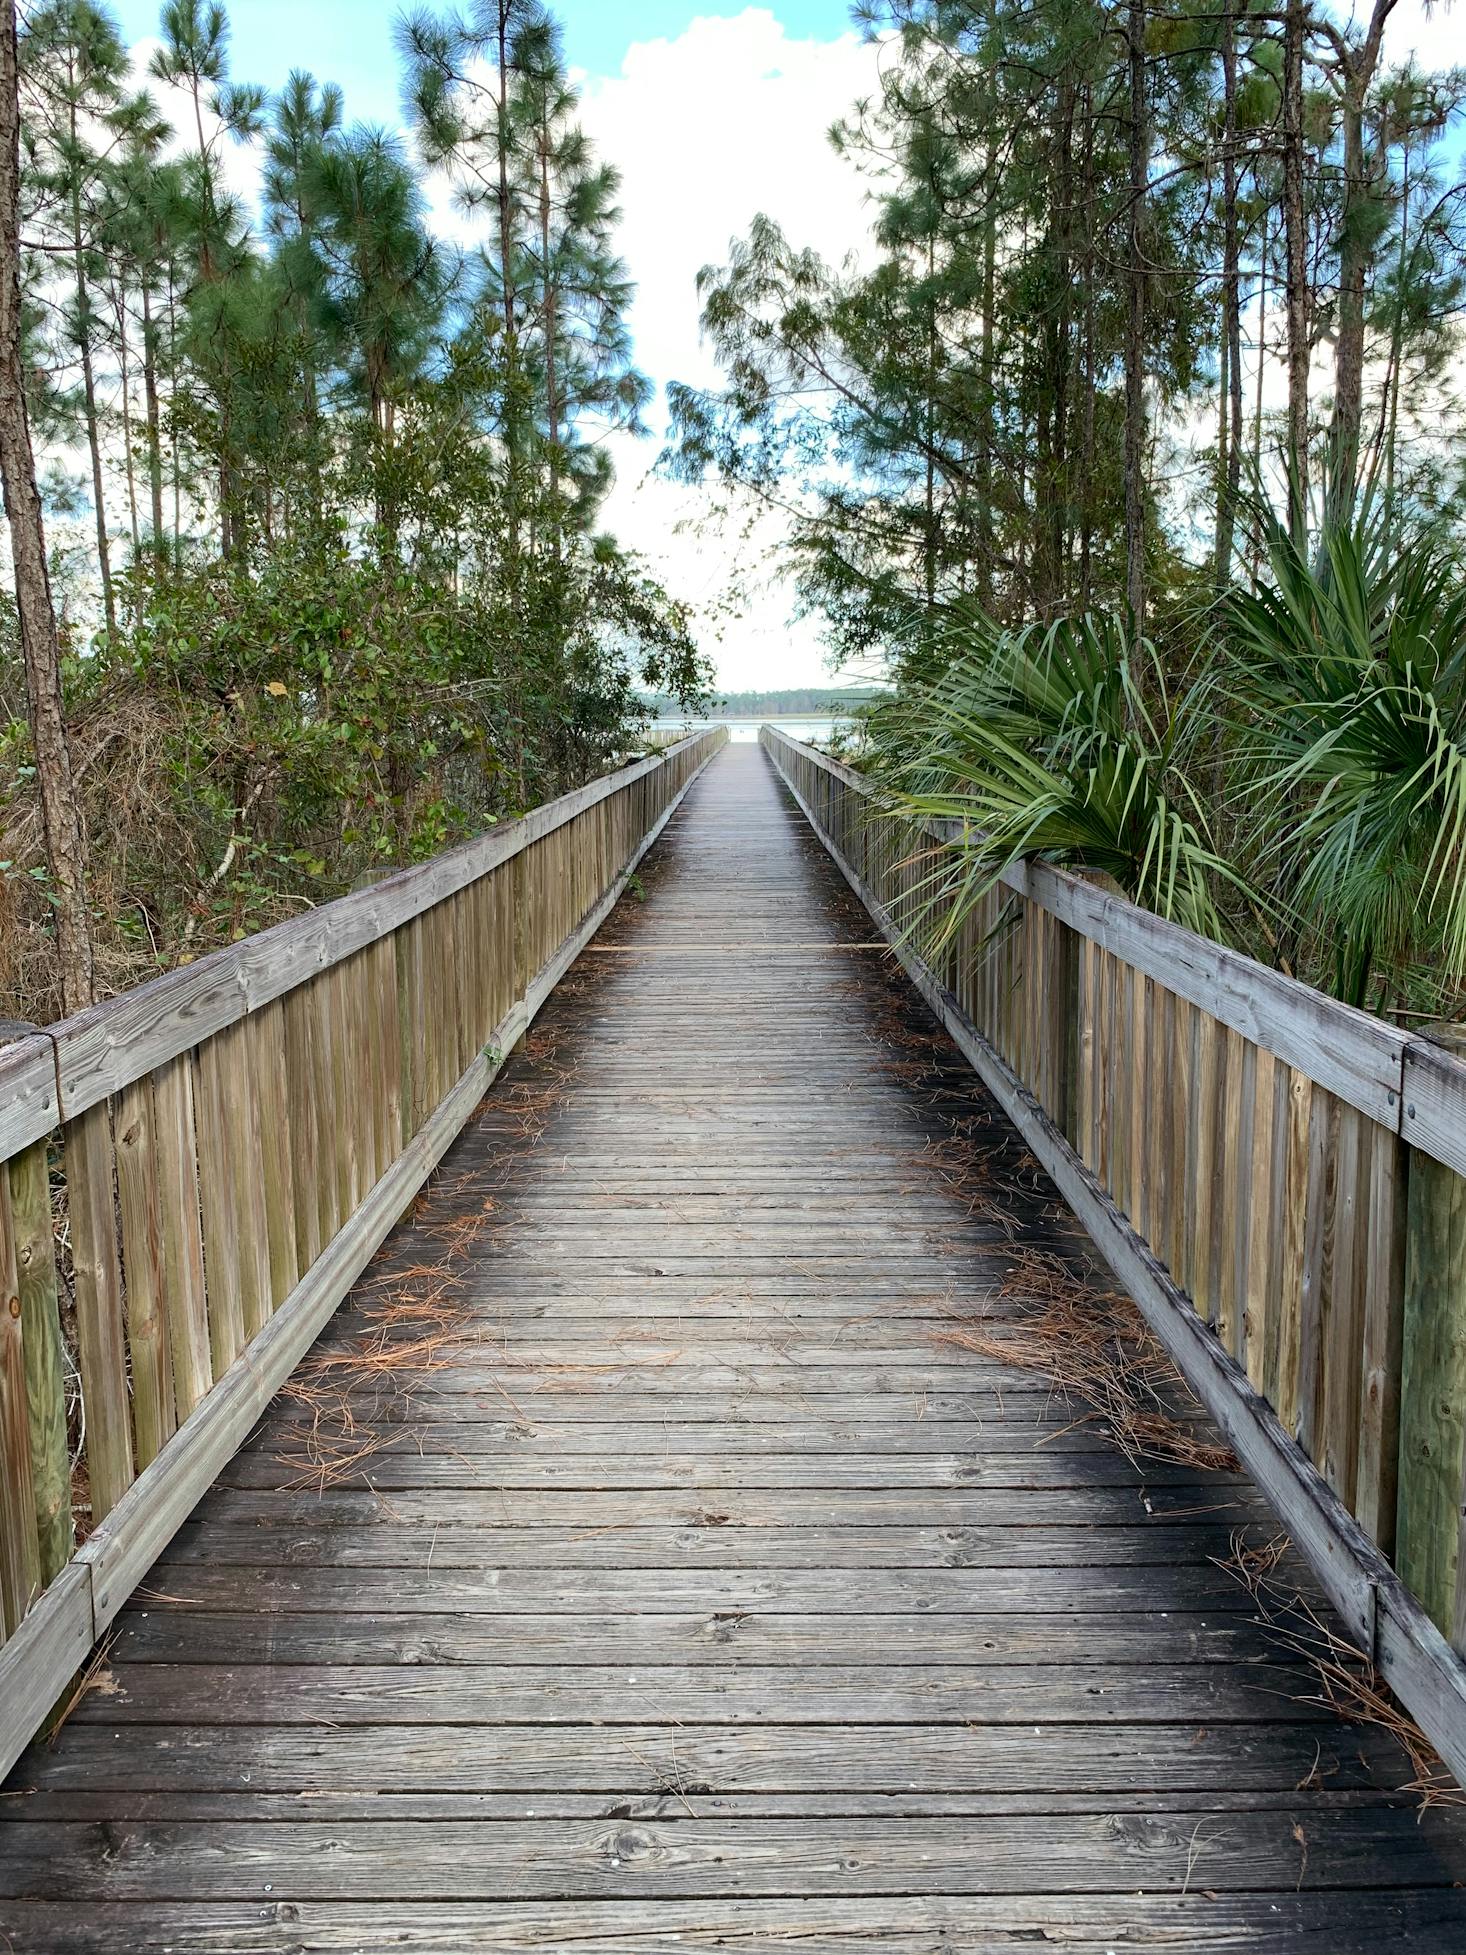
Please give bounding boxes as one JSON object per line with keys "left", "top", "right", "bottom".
{"left": 3, "top": 741, "right": 1465, "bottom": 1951}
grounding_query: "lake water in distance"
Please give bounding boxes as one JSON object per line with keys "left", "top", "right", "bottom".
{"left": 652, "top": 716, "right": 843, "bottom": 745}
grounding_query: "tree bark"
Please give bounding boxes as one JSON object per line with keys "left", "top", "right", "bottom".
{"left": 67, "top": 82, "right": 115, "bottom": 636}
{"left": 1382, "top": 146, "right": 1410, "bottom": 543}
{"left": 1078, "top": 79, "right": 1097, "bottom": 608}
{"left": 111, "top": 273, "right": 140, "bottom": 555}
{"left": 977, "top": 0, "right": 998, "bottom": 613}
{"left": 539, "top": 124, "right": 560, "bottom": 553}
{"left": 141, "top": 278, "right": 164, "bottom": 544}
{"left": 0, "top": 0, "right": 95, "bottom": 1015}
{"left": 495, "top": 3, "right": 517, "bottom": 347}
{"left": 1214, "top": 0, "right": 1243, "bottom": 590}
{"left": 1123, "top": 0, "right": 1148, "bottom": 632}
{"left": 1282, "top": 0, "right": 1310, "bottom": 540}
{"left": 1323, "top": 0, "right": 1397, "bottom": 532}
{"left": 167, "top": 265, "right": 181, "bottom": 548}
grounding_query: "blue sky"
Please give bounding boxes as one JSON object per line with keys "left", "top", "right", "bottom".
{"left": 112, "top": 0, "right": 1465, "bottom": 692}
{"left": 110, "top": 0, "right": 859, "bottom": 115}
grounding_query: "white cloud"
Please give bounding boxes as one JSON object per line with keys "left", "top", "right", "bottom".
{"left": 122, "top": 9, "right": 882, "bottom": 693}
{"left": 577, "top": 10, "right": 881, "bottom": 692}
{"left": 1380, "top": 0, "right": 1465, "bottom": 74}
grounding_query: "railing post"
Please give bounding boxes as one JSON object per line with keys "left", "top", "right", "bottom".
{"left": 511, "top": 848, "right": 530, "bottom": 1054}
{"left": 1397, "top": 1136, "right": 1466, "bottom": 1638}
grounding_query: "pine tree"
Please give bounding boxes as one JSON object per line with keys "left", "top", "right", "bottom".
{"left": 1, "top": 0, "right": 94, "bottom": 1008}
{"left": 19, "top": 0, "right": 131, "bottom": 633}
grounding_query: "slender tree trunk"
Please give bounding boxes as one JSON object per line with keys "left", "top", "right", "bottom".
{"left": 977, "top": 0, "right": 998, "bottom": 613}
{"left": 1044, "top": 76, "right": 1075, "bottom": 610}
{"left": 1254, "top": 206, "right": 1268, "bottom": 479}
{"left": 167, "top": 265, "right": 181, "bottom": 549}
{"left": 1382, "top": 148, "right": 1410, "bottom": 543}
{"left": 111, "top": 275, "right": 141, "bottom": 556}
{"left": 1324, "top": 0, "right": 1395, "bottom": 531}
{"left": 67, "top": 88, "right": 115, "bottom": 635}
{"left": 1251, "top": 208, "right": 1269, "bottom": 575}
{"left": 978, "top": 194, "right": 996, "bottom": 610}
{"left": 141, "top": 278, "right": 164, "bottom": 544}
{"left": 539, "top": 128, "right": 560, "bottom": 554}
{"left": 1282, "top": 0, "right": 1309, "bottom": 540}
{"left": 495, "top": 6, "right": 517, "bottom": 347}
{"left": 494, "top": 4, "right": 526, "bottom": 803}
{"left": 190, "top": 81, "right": 216, "bottom": 282}
{"left": 1079, "top": 80, "right": 1096, "bottom": 608}
{"left": 923, "top": 230, "right": 937, "bottom": 641}
{"left": 0, "top": 0, "right": 94, "bottom": 1014}
{"left": 1123, "top": 0, "right": 1148, "bottom": 632}
{"left": 1215, "top": 0, "right": 1243, "bottom": 590}
{"left": 1214, "top": 307, "right": 1230, "bottom": 589}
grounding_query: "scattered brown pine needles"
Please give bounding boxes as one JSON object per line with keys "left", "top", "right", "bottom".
{"left": 276, "top": 1171, "right": 518, "bottom": 1487}
{"left": 1222, "top": 1530, "right": 1466, "bottom": 1811}
{"left": 935, "top": 1245, "right": 1238, "bottom": 1473}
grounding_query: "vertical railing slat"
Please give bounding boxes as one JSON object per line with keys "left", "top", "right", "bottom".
{"left": 254, "top": 998, "right": 300, "bottom": 1308}
{"left": 67, "top": 1102, "right": 135, "bottom": 1525}
{"left": 114, "top": 1077, "right": 175, "bottom": 1470}
{"left": 0, "top": 1169, "right": 41, "bottom": 1632}
{"left": 193, "top": 1038, "right": 245, "bottom": 1377}
{"left": 151, "top": 1057, "right": 212, "bottom": 1421}
{"left": 9, "top": 1142, "right": 72, "bottom": 1585}
{"left": 1397, "top": 1144, "right": 1466, "bottom": 1633}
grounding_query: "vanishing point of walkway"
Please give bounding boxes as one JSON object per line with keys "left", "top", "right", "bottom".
{"left": 3, "top": 741, "right": 1466, "bottom": 1950}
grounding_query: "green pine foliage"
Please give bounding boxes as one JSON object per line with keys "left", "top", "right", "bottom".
{"left": 669, "top": 0, "right": 1466, "bottom": 1020}
{"left": 1, "top": 0, "right": 710, "bottom": 1019}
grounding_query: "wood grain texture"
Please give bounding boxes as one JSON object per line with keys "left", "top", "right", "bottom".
{"left": 0, "top": 1165, "right": 40, "bottom": 1633}
{"left": 114, "top": 1076, "right": 175, "bottom": 1471}
{"left": 1398, "top": 1144, "right": 1466, "bottom": 1635}
{"left": 764, "top": 726, "right": 1466, "bottom": 1800}
{"left": 7, "top": 1141, "right": 71, "bottom": 1583}
{"left": 150, "top": 1057, "right": 212, "bottom": 1422}
{"left": 0, "top": 732, "right": 723, "bottom": 1783}
{"left": 66, "top": 1100, "right": 135, "bottom": 1523}
{"left": 0, "top": 1894, "right": 1460, "bottom": 1955}
{"left": 16, "top": 736, "right": 715, "bottom": 1154}
{"left": 6, "top": 740, "right": 1464, "bottom": 1948}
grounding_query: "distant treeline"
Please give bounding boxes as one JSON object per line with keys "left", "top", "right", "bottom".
{"left": 643, "top": 687, "right": 888, "bottom": 717}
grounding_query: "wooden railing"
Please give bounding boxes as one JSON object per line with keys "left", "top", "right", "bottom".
{"left": 0, "top": 726, "right": 726, "bottom": 1775}
{"left": 762, "top": 722, "right": 1466, "bottom": 1785}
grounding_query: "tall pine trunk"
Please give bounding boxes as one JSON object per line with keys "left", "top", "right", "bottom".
{"left": 495, "top": 1, "right": 525, "bottom": 804}
{"left": 141, "top": 278, "right": 165, "bottom": 545}
{"left": 1324, "top": 0, "right": 1395, "bottom": 531}
{"left": 1123, "top": 0, "right": 1148, "bottom": 632}
{"left": 111, "top": 273, "right": 141, "bottom": 555}
{"left": 976, "top": 0, "right": 998, "bottom": 612}
{"left": 1214, "top": 0, "right": 1243, "bottom": 591}
{"left": 68, "top": 85, "right": 115, "bottom": 635}
{"left": 0, "top": 0, "right": 94, "bottom": 1014}
{"left": 1078, "top": 80, "right": 1097, "bottom": 608}
{"left": 539, "top": 127, "right": 560, "bottom": 555}
{"left": 1382, "top": 147, "right": 1410, "bottom": 542}
{"left": 1282, "top": 0, "right": 1309, "bottom": 540}
{"left": 167, "top": 265, "right": 181, "bottom": 549}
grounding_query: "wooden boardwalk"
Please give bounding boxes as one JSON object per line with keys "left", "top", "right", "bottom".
{"left": 4, "top": 740, "right": 1466, "bottom": 1950}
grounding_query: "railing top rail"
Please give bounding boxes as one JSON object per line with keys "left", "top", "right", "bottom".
{"left": 760, "top": 723, "right": 1465, "bottom": 1171}
{"left": 0, "top": 732, "right": 710, "bottom": 1162}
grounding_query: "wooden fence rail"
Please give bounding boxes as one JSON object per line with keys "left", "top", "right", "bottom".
{"left": 0, "top": 727, "right": 726, "bottom": 1777}
{"left": 761, "top": 723, "right": 1466, "bottom": 1787}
